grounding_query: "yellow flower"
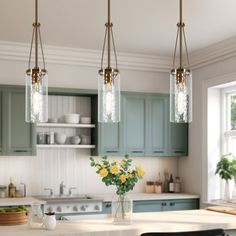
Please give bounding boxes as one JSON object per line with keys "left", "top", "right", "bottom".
{"left": 100, "top": 168, "right": 108, "bottom": 177}
{"left": 95, "top": 164, "right": 100, "bottom": 169}
{"left": 110, "top": 165, "right": 120, "bottom": 175}
{"left": 128, "top": 173, "right": 133, "bottom": 179}
{"left": 120, "top": 174, "right": 126, "bottom": 183}
{"left": 136, "top": 166, "right": 145, "bottom": 177}
{"left": 120, "top": 160, "right": 125, "bottom": 167}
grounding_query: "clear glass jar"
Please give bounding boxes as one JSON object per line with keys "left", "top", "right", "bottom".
{"left": 112, "top": 194, "right": 132, "bottom": 225}
{"left": 28, "top": 203, "right": 43, "bottom": 228}
{"left": 0, "top": 185, "right": 7, "bottom": 198}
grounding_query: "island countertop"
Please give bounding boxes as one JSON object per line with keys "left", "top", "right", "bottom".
{"left": 1, "top": 209, "right": 236, "bottom": 236}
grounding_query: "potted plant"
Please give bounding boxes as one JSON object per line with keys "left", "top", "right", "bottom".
{"left": 215, "top": 153, "right": 236, "bottom": 200}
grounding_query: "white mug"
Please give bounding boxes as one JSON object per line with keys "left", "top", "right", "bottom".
{"left": 43, "top": 213, "right": 57, "bottom": 230}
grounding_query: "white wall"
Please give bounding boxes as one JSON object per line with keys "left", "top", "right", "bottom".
{"left": 0, "top": 46, "right": 179, "bottom": 196}
{"left": 178, "top": 56, "right": 236, "bottom": 205}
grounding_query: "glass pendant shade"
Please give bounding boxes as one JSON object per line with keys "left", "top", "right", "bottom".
{"left": 25, "top": 68, "right": 48, "bottom": 123}
{"left": 170, "top": 68, "right": 192, "bottom": 123}
{"left": 98, "top": 68, "right": 120, "bottom": 123}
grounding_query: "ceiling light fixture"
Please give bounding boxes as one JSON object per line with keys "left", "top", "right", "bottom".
{"left": 25, "top": 0, "right": 48, "bottom": 123}
{"left": 98, "top": 0, "right": 120, "bottom": 123}
{"left": 170, "top": 0, "right": 192, "bottom": 123}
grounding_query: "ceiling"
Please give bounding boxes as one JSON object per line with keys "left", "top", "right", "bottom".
{"left": 1, "top": 0, "right": 236, "bottom": 56}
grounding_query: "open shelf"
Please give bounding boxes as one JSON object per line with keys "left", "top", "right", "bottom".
{"left": 37, "top": 144, "right": 96, "bottom": 149}
{"left": 37, "top": 123, "right": 95, "bottom": 128}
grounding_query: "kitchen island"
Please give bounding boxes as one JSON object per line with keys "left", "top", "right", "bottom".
{"left": 0, "top": 209, "right": 236, "bottom": 236}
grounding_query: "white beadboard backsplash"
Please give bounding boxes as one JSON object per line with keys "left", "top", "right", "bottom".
{"left": 0, "top": 95, "right": 178, "bottom": 196}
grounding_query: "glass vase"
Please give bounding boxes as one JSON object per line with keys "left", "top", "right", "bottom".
{"left": 224, "top": 180, "right": 230, "bottom": 201}
{"left": 112, "top": 194, "right": 132, "bottom": 224}
{"left": 232, "top": 177, "right": 236, "bottom": 200}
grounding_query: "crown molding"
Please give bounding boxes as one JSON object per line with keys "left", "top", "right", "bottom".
{"left": 1, "top": 37, "right": 236, "bottom": 73}
{"left": 0, "top": 41, "right": 172, "bottom": 73}
{"left": 189, "top": 36, "right": 236, "bottom": 70}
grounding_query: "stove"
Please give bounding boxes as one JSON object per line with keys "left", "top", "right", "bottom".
{"left": 35, "top": 194, "right": 103, "bottom": 215}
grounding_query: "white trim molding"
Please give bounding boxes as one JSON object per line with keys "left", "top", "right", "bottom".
{"left": 190, "top": 36, "right": 236, "bottom": 70}
{"left": 0, "top": 41, "right": 172, "bottom": 73}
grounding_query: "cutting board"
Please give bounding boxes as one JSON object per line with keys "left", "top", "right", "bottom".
{"left": 206, "top": 206, "right": 236, "bottom": 215}
{"left": 0, "top": 211, "right": 28, "bottom": 225}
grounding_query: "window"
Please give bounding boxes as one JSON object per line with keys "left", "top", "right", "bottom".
{"left": 223, "top": 91, "right": 236, "bottom": 155}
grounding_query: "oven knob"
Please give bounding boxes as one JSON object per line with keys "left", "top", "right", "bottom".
{"left": 73, "top": 206, "right": 78, "bottom": 212}
{"left": 80, "top": 205, "right": 86, "bottom": 211}
{"left": 57, "top": 206, "right": 62, "bottom": 212}
{"left": 94, "top": 205, "right": 100, "bottom": 211}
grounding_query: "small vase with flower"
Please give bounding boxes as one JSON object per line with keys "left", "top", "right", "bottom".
{"left": 90, "top": 154, "right": 144, "bottom": 224}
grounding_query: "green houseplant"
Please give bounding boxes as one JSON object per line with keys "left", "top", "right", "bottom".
{"left": 215, "top": 153, "right": 236, "bottom": 200}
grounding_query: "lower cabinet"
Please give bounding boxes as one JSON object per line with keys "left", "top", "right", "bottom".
{"left": 102, "top": 199, "right": 199, "bottom": 214}
{"left": 0, "top": 86, "right": 36, "bottom": 156}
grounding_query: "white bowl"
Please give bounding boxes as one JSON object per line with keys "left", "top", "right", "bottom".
{"left": 80, "top": 117, "right": 91, "bottom": 124}
{"left": 64, "top": 114, "right": 80, "bottom": 124}
{"left": 55, "top": 133, "right": 67, "bottom": 144}
{"left": 70, "top": 136, "right": 81, "bottom": 145}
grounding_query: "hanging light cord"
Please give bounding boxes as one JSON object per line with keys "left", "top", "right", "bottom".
{"left": 27, "top": 0, "right": 46, "bottom": 71}
{"left": 172, "top": 0, "right": 190, "bottom": 69}
{"left": 100, "top": 0, "right": 118, "bottom": 71}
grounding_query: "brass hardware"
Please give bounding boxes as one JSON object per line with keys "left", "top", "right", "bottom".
{"left": 26, "top": 0, "right": 46, "bottom": 73}
{"left": 100, "top": 0, "right": 119, "bottom": 76}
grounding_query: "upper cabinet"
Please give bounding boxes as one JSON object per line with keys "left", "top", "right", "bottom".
{"left": 95, "top": 93, "right": 188, "bottom": 157}
{"left": 0, "top": 91, "right": 2, "bottom": 154}
{"left": 123, "top": 95, "right": 146, "bottom": 156}
{"left": 145, "top": 95, "right": 169, "bottom": 156}
{"left": 0, "top": 86, "right": 36, "bottom": 156}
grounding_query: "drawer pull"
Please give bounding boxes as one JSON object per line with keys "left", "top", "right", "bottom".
{"left": 153, "top": 151, "right": 164, "bottom": 153}
{"left": 131, "top": 151, "right": 144, "bottom": 154}
{"left": 106, "top": 151, "right": 118, "bottom": 153}
{"left": 14, "top": 150, "right": 28, "bottom": 153}
{"left": 170, "top": 202, "right": 175, "bottom": 206}
{"left": 105, "top": 203, "right": 111, "bottom": 208}
{"left": 161, "top": 202, "right": 167, "bottom": 206}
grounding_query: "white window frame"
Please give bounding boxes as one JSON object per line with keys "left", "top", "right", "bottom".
{"left": 221, "top": 86, "right": 236, "bottom": 155}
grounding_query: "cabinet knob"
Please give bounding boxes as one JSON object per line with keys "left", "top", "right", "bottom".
{"left": 170, "top": 202, "right": 175, "bottom": 206}
{"left": 161, "top": 202, "right": 167, "bottom": 206}
{"left": 105, "top": 203, "right": 111, "bottom": 208}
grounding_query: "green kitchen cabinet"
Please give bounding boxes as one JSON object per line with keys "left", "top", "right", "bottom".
{"left": 98, "top": 122, "right": 123, "bottom": 156}
{"left": 123, "top": 95, "right": 146, "bottom": 156}
{"left": 168, "top": 122, "right": 188, "bottom": 156}
{"left": 0, "top": 91, "right": 2, "bottom": 154}
{"left": 103, "top": 198, "right": 199, "bottom": 214}
{"left": 0, "top": 86, "right": 36, "bottom": 156}
{"left": 145, "top": 95, "right": 169, "bottom": 156}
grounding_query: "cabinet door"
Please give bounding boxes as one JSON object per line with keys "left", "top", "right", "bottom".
{"left": 167, "top": 199, "right": 199, "bottom": 211}
{"left": 146, "top": 96, "right": 168, "bottom": 156}
{"left": 169, "top": 122, "right": 188, "bottom": 156}
{"left": 0, "top": 92, "right": 2, "bottom": 154}
{"left": 6, "top": 89, "right": 36, "bottom": 155}
{"left": 123, "top": 95, "right": 145, "bottom": 156}
{"left": 99, "top": 123, "right": 122, "bottom": 155}
{"left": 133, "top": 200, "right": 163, "bottom": 212}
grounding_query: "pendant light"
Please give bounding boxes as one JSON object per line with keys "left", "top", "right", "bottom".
{"left": 25, "top": 0, "right": 48, "bottom": 123}
{"left": 98, "top": 0, "right": 120, "bottom": 123}
{"left": 170, "top": 0, "right": 192, "bottom": 123}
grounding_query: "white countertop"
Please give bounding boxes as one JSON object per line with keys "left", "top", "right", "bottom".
{"left": 0, "top": 197, "right": 46, "bottom": 207}
{"left": 89, "top": 193, "right": 200, "bottom": 202}
{"left": 0, "top": 210, "right": 235, "bottom": 236}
